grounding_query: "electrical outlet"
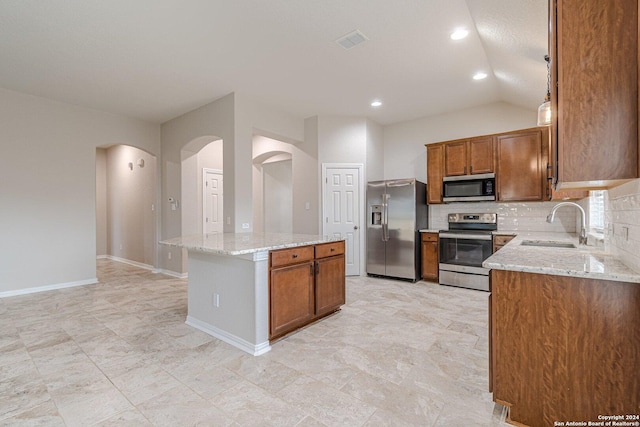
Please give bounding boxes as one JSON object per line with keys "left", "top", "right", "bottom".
{"left": 168, "top": 252, "right": 172, "bottom": 260}
{"left": 242, "top": 223, "right": 250, "bottom": 229}
{"left": 213, "top": 293, "right": 220, "bottom": 307}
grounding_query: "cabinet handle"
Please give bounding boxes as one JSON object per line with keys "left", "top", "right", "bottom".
{"left": 292, "top": 254, "right": 298, "bottom": 259}
{"left": 330, "top": 248, "right": 335, "bottom": 252}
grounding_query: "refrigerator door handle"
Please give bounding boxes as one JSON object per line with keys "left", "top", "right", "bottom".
{"left": 382, "top": 193, "right": 390, "bottom": 241}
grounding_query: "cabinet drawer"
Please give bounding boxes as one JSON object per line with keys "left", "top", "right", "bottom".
{"left": 270, "top": 245, "right": 314, "bottom": 268}
{"left": 493, "top": 235, "right": 515, "bottom": 246}
{"left": 315, "top": 241, "right": 345, "bottom": 259}
{"left": 421, "top": 232, "right": 438, "bottom": 242}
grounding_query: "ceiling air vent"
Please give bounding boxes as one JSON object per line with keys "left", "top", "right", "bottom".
{"left": 336, "top": 30, "right": 369, "bottom": 50}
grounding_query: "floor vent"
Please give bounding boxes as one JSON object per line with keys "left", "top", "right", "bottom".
{"left": 336, "top": 30, "right": 368, "bottom": 49}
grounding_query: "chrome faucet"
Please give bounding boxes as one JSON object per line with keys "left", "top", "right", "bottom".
{"left": 546, "top": 201, "right": 588, "bottom": 245}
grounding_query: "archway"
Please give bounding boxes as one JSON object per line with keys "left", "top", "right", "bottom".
{"left": 253, "top": 150, "right": 293, "bottom": 233}
{"left": 96, "top": 144, "right": 158, "bottom": 269}
{"left": 181, "top": 136, "right": 223, "bottom": 235}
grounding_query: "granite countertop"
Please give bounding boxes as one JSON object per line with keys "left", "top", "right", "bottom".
{"left": 160, "top": 232, "right": 342, "bottom": 256}
{"left": 483, "top": 231, "right": 640, "bottom": 284}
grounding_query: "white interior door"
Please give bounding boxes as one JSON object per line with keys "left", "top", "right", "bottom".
{"left": 322, "top": 165, "right": 362, "bottom": 276}
{"left": 204, "top": 169, "right": 223, "bottom": 234}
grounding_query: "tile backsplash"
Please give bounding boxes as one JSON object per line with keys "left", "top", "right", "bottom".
{"left": 605, "top": 179, "right": 640, "bottom": 273}
{"left": 430, "top": 201, "right": 577, "bottom": 233}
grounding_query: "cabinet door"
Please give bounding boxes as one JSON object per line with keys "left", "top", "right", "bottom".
{"left": 444, "top": 140, "right": 468, "bottom": 176}
{"left": 269, "top": 262, "right": 315, "bottom": 339}
{"left": 469, "top": 137, "right": 494, "bottom": 175}
{"left": 426, "top": 143, "right": 444, "bottom": 204}
{"left": 420, "top": 236, "right": 439, "bottom": 282}
{"left": 553, "top": 0, "right": 638, "bottom": 186}
{"left": 497, "top": 130, "right": 543, "bottom": 202}
{"left": 315, "top": 255, "right": 345, "bottom": 317}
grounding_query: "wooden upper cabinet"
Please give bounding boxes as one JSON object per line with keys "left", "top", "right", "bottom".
{"left": 426, "top": 143, "right": 445, "bottom": 204}
{"left": 496, "top": 129, "right": 544, "bottom": 202}
{"left": 469, "top": 137, "right": 494, "bottom": 175}
{"left": 444, "top": 140, "right": 468, "bottom": 176}
{"left": 551, "top": 0, "right": 638, "bottom": 189}
{"left": 444, "top": 137, "right": 494, "bottom": 177}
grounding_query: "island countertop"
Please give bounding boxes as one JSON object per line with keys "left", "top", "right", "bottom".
{"left": 483, "top": 231, "right": 640, "bottom": 284}
{"left": 160, "top": 232, "right": 343, "bottom": 256}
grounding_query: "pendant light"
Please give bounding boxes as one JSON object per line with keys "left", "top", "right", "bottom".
{"left": 537, "top": 55, "right": 551, "bottom": 126}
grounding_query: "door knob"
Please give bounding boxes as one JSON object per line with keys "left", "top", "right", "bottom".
{"left": 354, "top": 225, "right": 359, "bottom": 230}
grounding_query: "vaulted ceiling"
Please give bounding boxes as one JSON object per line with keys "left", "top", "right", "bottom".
{"left": 0, "top": 0, "right": 548, "bottom": 125}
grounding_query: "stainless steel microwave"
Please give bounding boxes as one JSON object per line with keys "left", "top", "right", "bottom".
{"left": 442, "top": 173, "right": 495, "bottom": 202}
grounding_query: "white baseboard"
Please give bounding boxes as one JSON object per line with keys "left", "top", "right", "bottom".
{"left": 156, "top": 269, "right": 188, "bottom": 279}
{"left": 102, "top": 255, "right": 155, "bottom": 271}
{"left": 0, "top": 278, "right": 98, "bottom": 299}
{"left": 100, "top": 256, "right": 187, "bottom": 279}
{"left": 186, "top": 316, "right": 271, "bottom": 356}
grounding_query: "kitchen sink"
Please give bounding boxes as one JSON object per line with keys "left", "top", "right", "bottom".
{"left": 520, "top": 240, "right": 576, "bottom": 249}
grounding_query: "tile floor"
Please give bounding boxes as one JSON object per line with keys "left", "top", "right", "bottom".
{"left": 0, "top": 259, "right": 509, "bottom": 426}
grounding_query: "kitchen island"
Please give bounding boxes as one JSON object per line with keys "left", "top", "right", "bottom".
{"left": 483, "top": 233, "right": 640, "bottom": 427}
{"left": 160, "top": 233, "right": 345, "bottom": 356}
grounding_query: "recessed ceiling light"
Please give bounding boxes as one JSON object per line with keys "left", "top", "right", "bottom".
{"left": 473, "top": 72, "right": 488, "bottom": 80}
{"left": 450, "top": 28, "right": 469, "bottom": 40}
{"left": 371, "top": 100, "right": 382, "bottom": 107}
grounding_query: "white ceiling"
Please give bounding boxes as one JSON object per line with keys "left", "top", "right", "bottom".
{"left": 0, "top": 0, "right": 548, "bottom": 125}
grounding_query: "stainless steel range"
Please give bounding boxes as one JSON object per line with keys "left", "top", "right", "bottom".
{"left": 439, "top": 213, "right": 497, "bottom": 292}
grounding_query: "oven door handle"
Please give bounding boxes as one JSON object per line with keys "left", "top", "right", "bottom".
{"left": 439, "top": 232, "right": 493, "bottom": 241}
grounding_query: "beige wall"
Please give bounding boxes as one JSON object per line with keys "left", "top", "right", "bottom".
{"left": 383, "top": 101, "right": 537, "bottom": 181}
{"left": 0, "top": 88, "right": 159, "bottom": 295}
{"left": 6, "top": 84, "right": 613, "bottom": 288}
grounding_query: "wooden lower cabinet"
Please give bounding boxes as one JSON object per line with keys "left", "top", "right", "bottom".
{"left": 269, "top": 262, "right": 315, "bottom": 339}
{"left": 269, "top": 241, "right": 345, "bottom": 340}
{"left": 421, "top": 232, "right": 439, "bottom": 282}
{"left": 492, "top": 234, "right": 515, "bottom": 253}
{"left": 315, "top": 255, "right": 346, "bottom": 317}
{"left": 490, "top": 269, "right": 640, "bottom": 426}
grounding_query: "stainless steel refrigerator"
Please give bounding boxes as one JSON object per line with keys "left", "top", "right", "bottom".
{"left": 366, "top": 179, "right": 428, "bottom": 281}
